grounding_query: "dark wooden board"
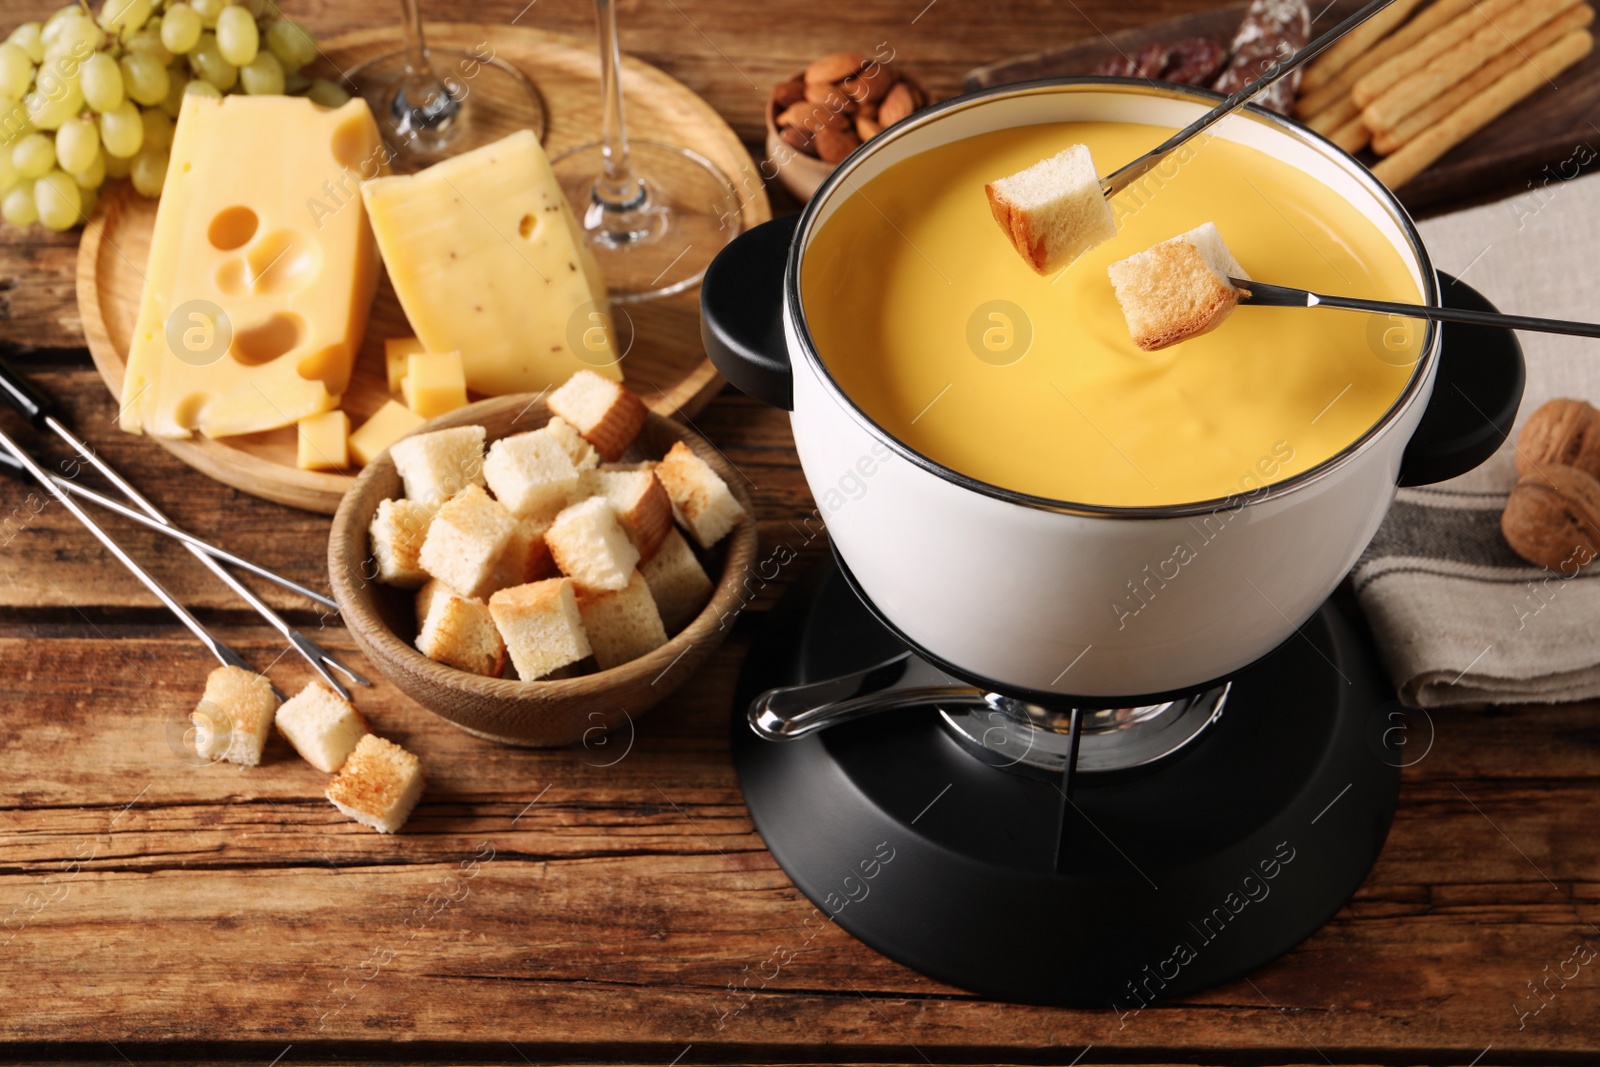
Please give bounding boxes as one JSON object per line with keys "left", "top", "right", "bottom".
{"left": 962, "top": 0, "right": 1600, "bottom": 216}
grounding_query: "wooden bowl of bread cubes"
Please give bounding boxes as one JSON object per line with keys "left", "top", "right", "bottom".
{"left": 328, "top": 371, "right": 758, "bottom": 747}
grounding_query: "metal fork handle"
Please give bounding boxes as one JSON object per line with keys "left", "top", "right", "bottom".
{"left": 1101, "top": 0, "right": 1397, "bottom": 198}
{"left": 1233, "top": 278, "right": 1600, "bottom": 339}
{"left": 749, "top": 650, "right": 989, "bottom": 740}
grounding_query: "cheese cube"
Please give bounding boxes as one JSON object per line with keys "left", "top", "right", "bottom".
{"left": 402, "top": 351, "right": 468, "bottom": 418}
{"left": 349, "top": 400, "right": 425, "bottom": 467}
{"left": 359, "top": 130, "right": 621, "bottom": 397}
{"left": 120, "top": 95, "right": 383, "bottom": 439}
{"left": 385, "top": 336, "right": 425, "bottom": 392}
{"left": 297, "top": 409, "right": 350, "bottom": 470}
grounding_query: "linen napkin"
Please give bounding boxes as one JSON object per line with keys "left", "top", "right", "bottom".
{"left": 1352, "top": 169, "right": 1600, "bottom": 709}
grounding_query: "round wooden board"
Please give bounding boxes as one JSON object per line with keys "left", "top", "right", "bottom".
{"left": 77, "top": 22, "right": 770, "bottom": 514}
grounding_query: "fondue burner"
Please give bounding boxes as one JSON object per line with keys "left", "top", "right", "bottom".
{"left": 733, "top": 554, "right": 1404, "bottom": 1006}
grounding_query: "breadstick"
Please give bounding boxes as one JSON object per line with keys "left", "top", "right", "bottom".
{"left": 1372, "top": 3, "right": 1592, "bottom": 152}
{"left": 1353, "top": 0, "right": 1525, "bottom": 106}
{"left": 1301, "top": 0, "right": 1431, "bottom": 92}
{"left": 1296, "top": 0, "right": 1476, "bottom": 117}
{"left": 1372, "top": 29, "right": 1593, "bottom": 187}
{"left": 1330, "top": 117, "right": 1371, "bottom": 153}
{"left": 1363, "top": 0, "right": 1582, "bottom": 131}
{"left": 1307, "top": 95, "right": 1361, "bottom": 134}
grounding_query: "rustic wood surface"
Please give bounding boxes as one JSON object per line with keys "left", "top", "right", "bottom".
{"left": 2, "top": 0, "right": 1599, "bottom": 1064}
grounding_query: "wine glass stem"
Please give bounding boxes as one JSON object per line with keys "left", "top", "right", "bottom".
{"left": 593, "top": 0, "right": 646, "bottom": 211}
{"left": 396, "top": 0, "right": 452, "bottom": 122}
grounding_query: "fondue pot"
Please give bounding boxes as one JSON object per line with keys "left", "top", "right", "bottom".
{"left": 702, "top": 79, "right": 1523, "bottom": 702}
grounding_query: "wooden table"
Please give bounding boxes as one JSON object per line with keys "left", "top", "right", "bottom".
{"left": 2, "top": 1, "right": 1598, "bottom": 1063}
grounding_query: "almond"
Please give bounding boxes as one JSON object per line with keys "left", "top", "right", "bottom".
{"left": 777, "top": 101, "right": 849, "bottom": 134}
{"left": 813, "top": 125, "right": 861, "bottom": 165}
{"left": 855, "top": 113, "right": 882, "bottom": 140}
{"left": 772, "top": 76, "right": 807, "bottom": 112}
{"left": 1501, "top": 464, "right": 1600, "bottom": 572}
{"left": 878, "top": 80, "right": 918, "bottom": 126}
{"left": 842, "top": 62, "right": 897, "bottom": 104}
{"left": 804, "top": 81, "right": 852, "bottom": 111}
{"left": 805, "top": 50, "right": 865, "bottom": 84}
{"left": 779, "top": 123, "right": 814, "bottom": 154}
{"left": 1515, "top": 398, "right": 1600, "bottom": 481}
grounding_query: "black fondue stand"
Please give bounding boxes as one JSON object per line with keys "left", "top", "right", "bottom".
{"left": 705, "top": 215, "right": 1526, "bottom": 1005}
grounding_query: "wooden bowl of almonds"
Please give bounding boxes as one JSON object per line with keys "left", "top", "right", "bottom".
{"left": 765, "top": 50, "right": 930, "bottom": 203}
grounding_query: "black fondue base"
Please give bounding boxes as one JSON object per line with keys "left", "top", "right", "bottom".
{"left": 732, "top": 558, "right": 1403, "bottom": 1007}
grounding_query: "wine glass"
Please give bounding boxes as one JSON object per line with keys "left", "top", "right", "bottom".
{"left": 343, "top": 0, "right": 547, "bottom": 171}
{"left": 549, "top": 0, "right": 744, "bottom": 302}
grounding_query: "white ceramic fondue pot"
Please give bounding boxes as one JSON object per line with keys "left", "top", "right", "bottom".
{"left": 702, "top": 80, "right": 1523, "bottom": 702}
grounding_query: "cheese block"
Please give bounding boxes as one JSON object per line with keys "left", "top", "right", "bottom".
{"left": 349, "top": 400, "right": 425, "bottom": 466}
{"left": 359, "top": 130, "right": 620, "bottom": 396}
{"left": 297, "top": 409, "right": 349, "bottom": 470}
{"left": 119, "top": 94, "right": 383, "bottom": 439}
{"left": 385, "top": 336, "right": 425, "bottom": 392}
{"left": 402, "top": 351, "right": 467, "bottom": 418}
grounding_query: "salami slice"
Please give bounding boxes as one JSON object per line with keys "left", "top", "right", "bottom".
{"left": 1091, "top": 54, "right": 1138, "bottom": 77}
{"left": 1132, "top": 41, "right": 1172, "bottom": 79}
{"left": 1210, "top": 0, "right": 1311, "bottom": 114}
{"left": 1159, "top": 37, "right": 1228, "bottom": 85}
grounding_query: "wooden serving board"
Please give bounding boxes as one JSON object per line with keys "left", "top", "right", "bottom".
{"left": 963, "top": 0, "right": 1600, "bottom": 216}
{"left": 77, "top": 22, "right": 770, "bottom": 515}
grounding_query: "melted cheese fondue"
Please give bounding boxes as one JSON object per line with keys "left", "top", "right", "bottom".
{"left": 801, "top": 122, "right": 1424, "bottom": 507}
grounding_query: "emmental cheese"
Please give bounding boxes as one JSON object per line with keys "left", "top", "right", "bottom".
{"left": 120, "top": 94, "right": 383, "bottom": 439}
{"left": 359, "top": 130, "right": 620, "bottom": 396}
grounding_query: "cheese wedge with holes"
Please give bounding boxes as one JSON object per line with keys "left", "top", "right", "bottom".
{"left": 359, "top": 129, "right": 620, "bottom": 397}
{"left": 119, "top": 94, "right": 383, "bottom": 439}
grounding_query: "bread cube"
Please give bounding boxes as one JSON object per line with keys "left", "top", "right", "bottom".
{"left": 326, "top": 734, "right": 425, "bottom": 834}
{"left": 547, "top": 370, "right": 648, "bottom": 461}
{"left": 349, "top": 400, "right": 426, "bottom": 467}
{"left": 297, "top": 409, "right": 349, "bottom": 471}
{"left": 655, "top": 441, "right": 745, "bottom": 547}
{"left": 641, "top": 528, "right": 714, "bottom": 633}
{"left": 275, "top": 681, "right": 371, "bottom": 773}
{"left": 418, "top": 484, "right": 517, "bottom": 598}
{"left": 545, "top": 415, "right": 599, "bottom": 470}
{"left": 577, "top": 571, "right": 669, "bottom": 670}
{"left": 415, "top": 577, "right": 507, "bottom": 677}
{"left": 369, "top": 497, "right": 438, "bottom": 588}
{"left": 485, "top": 515, "right": 556, "bottom": 593}
{"left": 483, "top": 428, "right": 580, "bottom": 519}
{"left": 575, "top": 468, "right": 673, "bottom": 560}
{"left": 390, "top": 424, "right": 486, "bottom": 505}
{"left": 489, "top": 577, "right": 592, "bottom": 680}
{"left": 385, "top": 336, "right": 426, "bottom": 393}
{"left": 545, "top": 495, "right": 640, "bottom": 592}
{"left": 1108, "top": 222, "right": 1247, "bottom": 351}
{"left": 192, "top": 665, "right": 277, "bottom": 767}
{"left": 984, "top": 144, "right": 1117, "bottom": 275}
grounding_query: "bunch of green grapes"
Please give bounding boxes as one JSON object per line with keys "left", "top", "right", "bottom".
{"left": 0, "top": 0, "right": 350, "bottom": 231}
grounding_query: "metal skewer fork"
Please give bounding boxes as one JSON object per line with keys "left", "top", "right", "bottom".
{"left": 0, "top": 425, "right": 284, "bottom": 700}
{"left": 0, "top": 359, "right": 369, "bottom": 698}
{"left": 1100, "top": 0, "right": 1398, "bottom": 198}
{"left": 0, "top": 446, "right": 337, "bottom": 610}
{"left": 1232, "top": 278, "right": 1600, "bottom": 339}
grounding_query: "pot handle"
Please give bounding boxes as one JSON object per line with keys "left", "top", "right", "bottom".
{"left": 1398, "top": 273, "right": 1526, "bottom": 487}
{"left": 701, "top": 214, "right": 800, "bottom": 410}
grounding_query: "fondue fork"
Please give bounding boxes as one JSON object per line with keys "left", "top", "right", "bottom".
{"left": 1232, "top": 278, "right": 1600, "bottom": 339}
{"left": 1100, "top": 0, "right": 1399, "bottom": 199}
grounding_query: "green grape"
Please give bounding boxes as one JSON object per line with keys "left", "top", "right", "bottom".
{"left": 189, "top": 33, "right": 236, "bottom": 90}
{"left": 239, "top": 50, "right": 282, "bottom": 95}
{"left": 7, "top": 23, "right": 45, "bottom": 65}
{"left": 129, "top": 144, "right": 166, "bottom": 196}
{"left": 0, "top": 43, "right": 33, "bottom": 102}
{"left": 158, "top": 64, "right": 186, "bottom": 116}
{"left": 99, "top": 99, "right": 143, "bottom": 157}
{"left": 78, "top": 181, "right": 96, "bottom": 219}
{"left": 160, "top": 3, "right": 202, "bottom": 54}
{"left": 54, "top": 113, "right": 98, "bottom": 172}
{"left": 241, "top": 0, "right": 268, "bottom": 16}
{"left": 264, "top": 17, "right": 314, "bottom": 71}
{"left": 70, "top": 145, "right": 104, "bottom": 188}
{"left": 282, "top": 68, "right": 308, "bottom": 94}
{"left": 42, "top": 15, "right": 100, "bottom": 58}
{"left": 214, "top": 6, "right": 258, "bottom": 67}
{"left": 120, "top": 52, "right": 169, "bottom": 105}
{"left": 306, "top": 78, "right": 348, "bottom": 108}
{"left": 124, "top": 29, "right": 174, "bottom": 67}
{"left": 25, "top": 75, "right": 85, "bottom": 130}
{"left": 102, "top": 147, "right": 131, "bottom": 177}
{"left": 80, "top": 50, "right": 124, "bottom": 111}
{"left": 0, "top": 148, "right": 15, "bottom": 194}
{"left": 34, "top": 168, "right": 80, "bottom": 229}
{"left": 98, "top": 0, "right": 155, "bottom": 38}
{"left": 12, "top": 131, "right": 55, "bottom": 177}
{"left": 139, "top": 105, "right": 172, "bottom": 150}
{"left": 190, "top": 0, "right": 226, "bottom": 29}
{"left": 2, "top": 180, "right": 37, "bottom": 225}
{"left": 183, "top": 77, "right": 221, "bottom": 100}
